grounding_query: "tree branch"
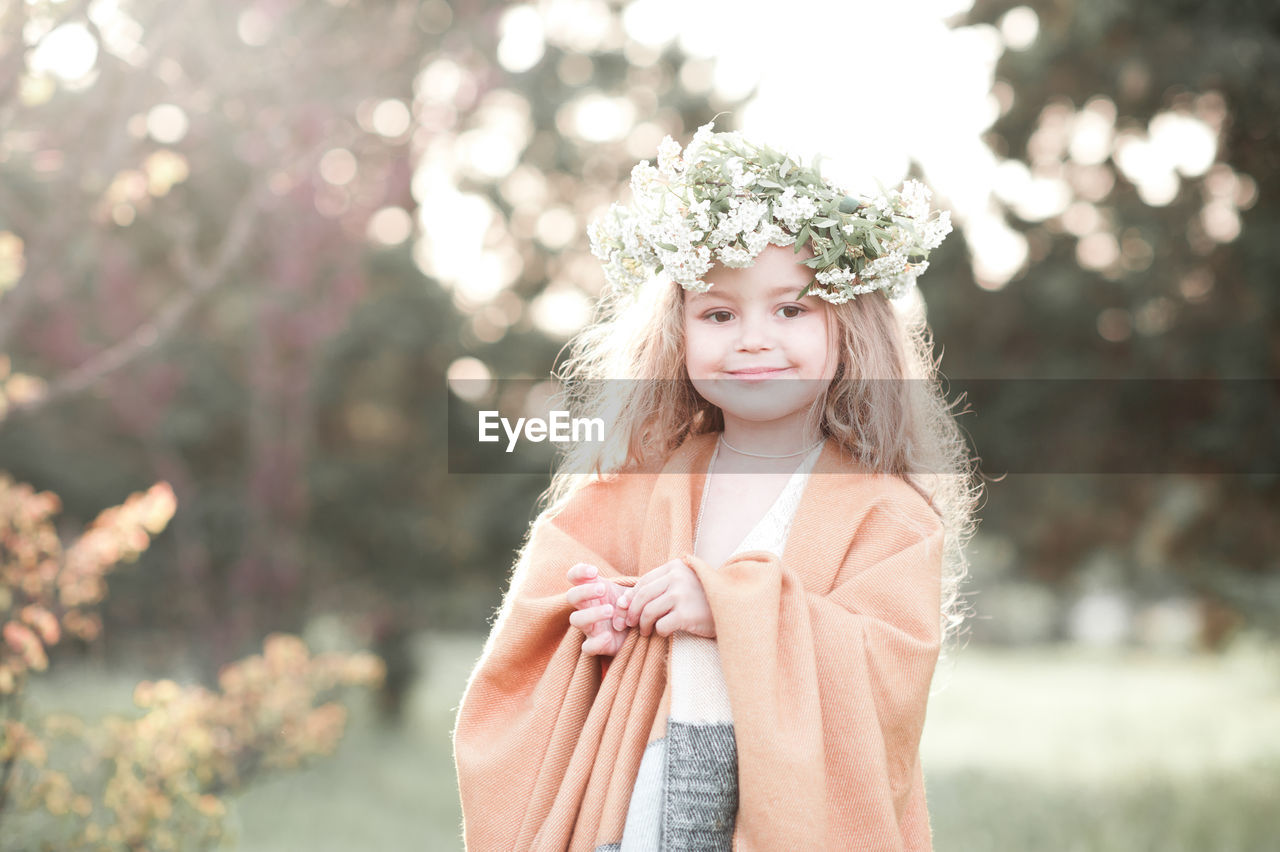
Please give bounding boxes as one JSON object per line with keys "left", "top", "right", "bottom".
{"left": 0, "top": 178, "right": 266, "bottom": 423}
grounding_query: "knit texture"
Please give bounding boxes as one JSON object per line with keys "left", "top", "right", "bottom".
{"left": 453, "top": 431, "right": 946, "bottom": 851}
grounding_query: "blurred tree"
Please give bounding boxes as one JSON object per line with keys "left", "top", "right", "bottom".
{"left": 0, "top": 0, "right": 749, "bottom": 675}
{"left": 936, "top": 0, "right": 1280, "bottom": 639}
{"left": 0, "top": 0, "right": 437, "bottom": 671}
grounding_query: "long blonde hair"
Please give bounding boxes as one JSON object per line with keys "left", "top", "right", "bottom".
{"left": 539, "top": 263, "right": 981, "bottom": 658}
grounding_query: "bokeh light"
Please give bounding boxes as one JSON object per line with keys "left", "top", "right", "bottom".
{"left": 27, "top": 23, "right": 99, "bottom": 81}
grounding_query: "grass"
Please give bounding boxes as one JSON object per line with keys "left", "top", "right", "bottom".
{"left": 17, "top": 632, "right": 1280, "bottom": 851}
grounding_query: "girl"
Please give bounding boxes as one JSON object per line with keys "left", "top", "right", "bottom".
{"left": 454, "top": 122, "right": 980, "bottom": 851}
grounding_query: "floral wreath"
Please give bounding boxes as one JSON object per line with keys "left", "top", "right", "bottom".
{"left": 587, "top": 119, "right": 953, "bottom": 304}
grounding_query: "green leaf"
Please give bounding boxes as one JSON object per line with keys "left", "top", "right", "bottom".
{"left": 656, "top": 241, "right": 679, "bottom": 252}
{"left": 811, "top": 217, "right": 837, "bottom": 228}
{"left": 795, "top": 223, "right": 811, "bottom": 251}
{"left": 798, "top": 279, "right": 815, "bottom": 299}
{"left": 838, "top": 196, "right": 859, "bottom": 214}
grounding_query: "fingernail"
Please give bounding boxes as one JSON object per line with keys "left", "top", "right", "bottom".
{"left": 612, "top": 616, "right": 624, "bottom": 630}
{"left": 594, "top": 583, "right": 604, "bottom": 595}
{"left": 585, "top": 565, "right": 597, "bottom": 577}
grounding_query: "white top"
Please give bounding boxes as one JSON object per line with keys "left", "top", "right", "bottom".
{"left": 707, "top": 436, "right": 826, "bottom": 556}
{"left": 670, "top": 436, "right": 825, "bottom": 723}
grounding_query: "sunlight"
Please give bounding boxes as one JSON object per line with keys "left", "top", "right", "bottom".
{"left": 497, "top": 5, "right": 545, "bottom": 73}
{"left": 618, "top": 0, "right": 1031, "bottom": 286}
{"left": 145, "top": 104, "right": 189, "bottom": 145}
{"left": 27, "top": 22, "right": 98, "bottom": 81}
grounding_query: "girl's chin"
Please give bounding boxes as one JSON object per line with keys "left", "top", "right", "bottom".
{"left": 701, "top": 396, "right": 823, "bottom": 424}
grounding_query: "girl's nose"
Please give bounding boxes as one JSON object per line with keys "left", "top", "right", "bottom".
{"left": 735, "top": 311, "right": 773, "bottom": 351}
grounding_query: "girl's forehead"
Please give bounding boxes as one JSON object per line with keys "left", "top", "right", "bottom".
{"left": 686, "top": 271, "right": 820, "bottom": 303}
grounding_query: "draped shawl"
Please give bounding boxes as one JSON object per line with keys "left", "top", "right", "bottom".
{"left": 453, "top": 431, "right": 946, "bottom": 851}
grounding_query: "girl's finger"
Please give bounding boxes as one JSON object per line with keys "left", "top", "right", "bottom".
{"left": 653, "top": 610, "right": 680, "bottom": 638}
{"left": 622, "top": 587, "right": 651, "bottom": 627}
{"left": 567, "top": 562, "right": 598, "bottom": 583}
{"left": 569, "top": 603, "right": 612, "bottom": 631}
{"left": 637, "top": 592, "right": 674, "bottom": 636}
{"left": 582, "top": 632, "right": 609, "bottom": 656}
{"left": 565, "top": 582, "right": 605, "bottom": 607}
{"left": 626, "top": 578, "right": 670, "bottom": 627}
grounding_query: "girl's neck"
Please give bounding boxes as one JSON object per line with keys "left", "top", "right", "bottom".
{"left": 717, "top": 416, "right": 824, "bottom": 470}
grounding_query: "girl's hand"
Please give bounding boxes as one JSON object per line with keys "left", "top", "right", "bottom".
{"left": 615, "top": 556, "right": 715, "bottom": 639}
{"left": 565, "top": 562, "right": 629, "bottom": 656}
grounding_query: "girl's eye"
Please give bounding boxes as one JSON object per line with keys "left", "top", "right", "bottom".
{"left": 705, "top": 310, "right": 733, "bottom": 323}
{"left": 779, "top": 305, "right": 806, "bottom": 318}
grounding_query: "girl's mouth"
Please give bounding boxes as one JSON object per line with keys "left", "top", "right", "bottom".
{"left": 725, "top": 367, "right": 795, "bottom": 381}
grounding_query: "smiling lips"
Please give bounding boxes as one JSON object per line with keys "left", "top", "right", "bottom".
{"left": 726, "top": 366, "right": 794, "bottom": 380}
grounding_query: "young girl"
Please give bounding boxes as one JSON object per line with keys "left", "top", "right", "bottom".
{"left": 453, "top": 122, "right": 980, "bottom": 851}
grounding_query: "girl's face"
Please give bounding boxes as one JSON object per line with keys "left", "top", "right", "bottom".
{"left": 683, "top": 244, "right": 838, "bottom": 436}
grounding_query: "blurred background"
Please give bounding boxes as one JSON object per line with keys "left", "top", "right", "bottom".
{"left": 1, "top": 0, "right": 1277, "bottom": 849}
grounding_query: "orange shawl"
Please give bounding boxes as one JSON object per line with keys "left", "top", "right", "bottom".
{"left": 453, "top": 432, "right": 946, "bottom": 851}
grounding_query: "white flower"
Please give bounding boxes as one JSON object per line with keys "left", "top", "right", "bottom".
{"left": 726, "top": 156, "right": 752, "bottom": 190}
{"left": 815, "top": 267, "right": 857, "bottom": 288}
{"left": 710, "top": 196, "right": 767, "bottom": 244}
{"left": 734, "top": 198, "right": 768, "bottom": 234}
{"left": 716, "top": 245, "right": 755, "bottom": 267}
{"left": 683, "top": 121, "right": 717, "bottom": 164}
{"left": 761, "top": 222, "right": 795, "bottom": 247}
{"left": 898, "top": 179, "right": 932, "bottom": 220}
{"left": 772, "top": 187, "right": 819, "bottom": 231}
{"left": 688, "top": 198, "right": 712, "bottom": 232}
{"left": 587, "top": 204, "right": 628, "bottom": 260}
{"left": 588, "top": 119, "right": 952, "bottom": 299}
{"left": 664, "top": 244, "right": 713, "bottom": 287}
{"left": 863, "top": 250, "right": 909, "bottom": 281}
{"left": 919, "top": 210, "right": 952, "bottom": 250}
{"left": 883, "top": 271, "right": 917, "bottom": 299}
{"left": 742, "top": 227, "right": 769, "bottom": 255}
{"left": 867, "top": 192, "right": 894, "bottom": 218}
{"left": 656, "top": 136, "right": 683, "bottom": 178}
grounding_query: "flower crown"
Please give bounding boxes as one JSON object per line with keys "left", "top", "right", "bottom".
{"left": 587, "top": 120, "right": 953, "bottom": 304}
